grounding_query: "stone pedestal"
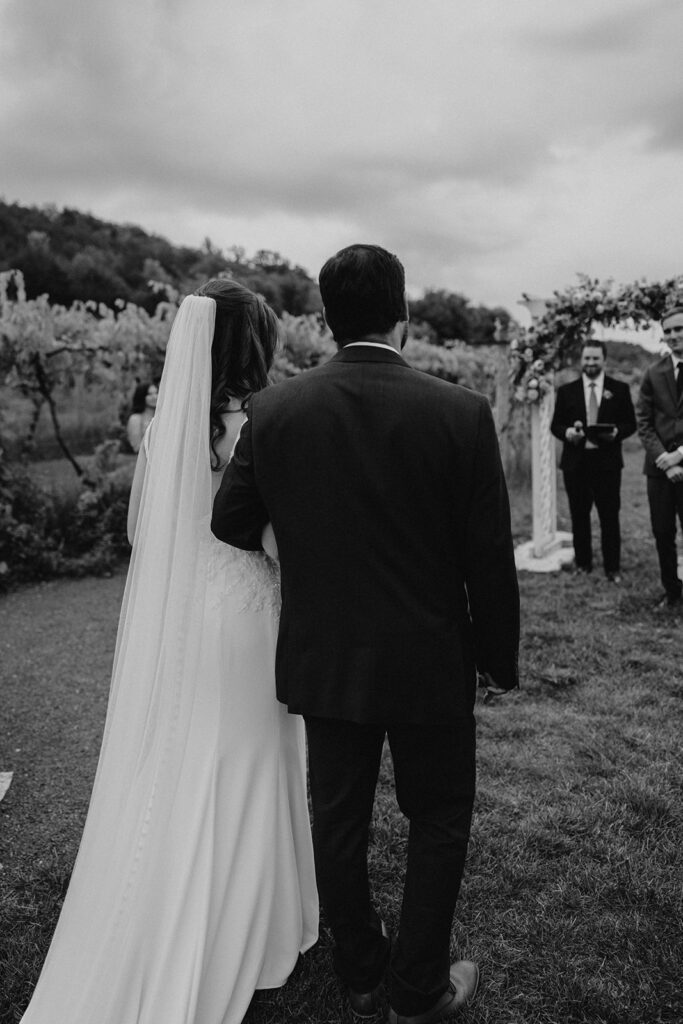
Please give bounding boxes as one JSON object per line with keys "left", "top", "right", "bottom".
{"left": 515, "top": 386, "right": 574, "bottom": 573}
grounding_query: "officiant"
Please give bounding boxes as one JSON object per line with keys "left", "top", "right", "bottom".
{"left": 551, "top": 340, "right": 636, "bottom": 581}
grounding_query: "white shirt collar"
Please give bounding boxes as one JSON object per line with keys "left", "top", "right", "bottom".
{"left": 344, "top": 341, "right": 398, "bottom": 353}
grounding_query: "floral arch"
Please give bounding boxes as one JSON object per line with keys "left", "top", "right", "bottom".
{"left": 509, "top": 272, "right": 683, "bottom": 403}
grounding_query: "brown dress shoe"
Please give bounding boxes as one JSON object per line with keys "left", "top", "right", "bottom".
{"left": 348, "top": 980, "right": 386, "bottom": 1018}
{"left": 347, "top": 920, "right": 391, "bottom": 1018}
{"left": 387, "top": 960, "right": 479, "bottom": 1024}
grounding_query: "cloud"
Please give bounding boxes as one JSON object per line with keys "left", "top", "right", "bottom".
{"left": 1, "top": 0, "right": 683, "bottom": 310}
{"left": 528, "top": 0, "right": 676, "bottom": 53}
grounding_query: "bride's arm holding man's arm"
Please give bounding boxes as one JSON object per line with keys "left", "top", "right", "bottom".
{"left": 212, "top": 411, "right": 272, "bottom": 552}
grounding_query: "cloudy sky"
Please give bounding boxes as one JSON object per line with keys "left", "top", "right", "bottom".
{"left": 1, "top": 0, "right": 682, "bottom": 315}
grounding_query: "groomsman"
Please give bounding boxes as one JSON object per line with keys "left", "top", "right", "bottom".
{"left": 636, "top": 307, "right": 683, "bottom": 609}
{"left": 551, "top": 341, "right": 636, "bottom": 581}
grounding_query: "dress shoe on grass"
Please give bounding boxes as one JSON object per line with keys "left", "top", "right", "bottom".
{"left": 347, "top": 920, "right": 391, "bottom": 1018}
{"left": 348, "top": 980, "right": 386, "bottom": 1018}
{"left": 387, "top": 960, "right": 479, "bottom": 1024}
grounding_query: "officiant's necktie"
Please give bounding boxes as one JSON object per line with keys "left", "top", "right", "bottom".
{"left": 586, "top": 382, "right": 599, "bottom": 448}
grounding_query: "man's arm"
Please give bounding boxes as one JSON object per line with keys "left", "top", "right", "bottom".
{"left": 550, "top": 384, "right": 584, "bottom": 445}
{"left": 211, "top": 410, "right": 269, "bottom": 550}
{"left": 612, "top": 380, "right": 637, "bottom": 441}
{"left": 636, "top": 369, "right": 667, "bottom": 461}
{"left": 463, "top": 401, "right": 520, "bottom": 692}
{"left": 550, "top": 385, "right": 571, "bottom": 441}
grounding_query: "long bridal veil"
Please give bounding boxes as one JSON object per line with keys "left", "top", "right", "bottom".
{"left": 22, "top": 296, "right": 220, "bottom": 1019}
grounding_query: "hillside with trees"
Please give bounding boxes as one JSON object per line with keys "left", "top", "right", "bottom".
{"left": 1, "top": 200, "right": 513, "bottom": 341}
{"left": 0, "top": 200, "right": 321, "bottom": 316}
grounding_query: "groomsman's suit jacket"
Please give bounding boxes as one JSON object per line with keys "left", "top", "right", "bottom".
{"left": 636, "top": 354, "right": 683, "bottom": 476}
{"left": 550, "top": 375, "right": 637, "bottom": 471}
{"left": 212, "top": 344, "right": 520, "bottom": 725}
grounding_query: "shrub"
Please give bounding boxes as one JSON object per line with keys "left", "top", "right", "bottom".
{"left": 0, "top": 456, "right": 62, "bottom": 587}
{"left": 280, "top": 312, "right": 335, "bottom": 370}
{"left": 0, "top": 443, "right": 134, "bottom": 591}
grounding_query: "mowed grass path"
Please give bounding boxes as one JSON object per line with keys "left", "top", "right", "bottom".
{"left": 1, "top": 441, "right": 681, "bottom": 1023}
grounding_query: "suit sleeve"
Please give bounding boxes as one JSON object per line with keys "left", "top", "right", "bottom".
{"left": 614, "top": 381, "right": 637, "bottom": 441}
{"left": 550, "top": 386, "right": 571, "bottom": 441}
{"left": 636, "top": 369, "right": 666, "bottom": 460}
{"left": 463, "top": 401, "right": 520, "bottom": 691}
{"left": 211, "top": 407, "right": 270, "bottom": 550}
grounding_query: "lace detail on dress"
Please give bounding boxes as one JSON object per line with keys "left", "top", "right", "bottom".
{"left": 199, "top": 515, "right": 281, "bottom": 615}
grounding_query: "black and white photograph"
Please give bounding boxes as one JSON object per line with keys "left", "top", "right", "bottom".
{"left": 1, "top": 2, "right": 681, "bottom": 1023}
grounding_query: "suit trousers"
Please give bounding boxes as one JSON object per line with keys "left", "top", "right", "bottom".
{"left": 646, "top": 475, "right": 683, "bottom": 598}
{"left": 563, "top": 454, "right": 622, "bottom": 572}
{"left": 304, "top": 713, "right": 476, "bottom": 1017}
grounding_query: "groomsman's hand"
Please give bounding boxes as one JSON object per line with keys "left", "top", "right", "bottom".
{"left": 656, "top": 450, "right": 683, "bottom": 471}
{"left": 565, "top": 422, "right": 584, "bottom": 445}
{"left": 665, "top": 465, "right": 683, "bottom": 483}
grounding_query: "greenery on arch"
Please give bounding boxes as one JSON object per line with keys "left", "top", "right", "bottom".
{"left": 509, "top": 272, "right": 683, "bottom": 403}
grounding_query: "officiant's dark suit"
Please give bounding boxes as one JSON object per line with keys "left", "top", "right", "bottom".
{"left": 212, "top": 245, "right": 519, "bottom": 1023}
{"left": 550, "top": 343, "right": 636, "bottom": 578}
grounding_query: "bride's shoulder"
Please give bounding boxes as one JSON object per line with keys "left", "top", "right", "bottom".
{"left": 213, "top": 405, "right": 247, "bottom": 467}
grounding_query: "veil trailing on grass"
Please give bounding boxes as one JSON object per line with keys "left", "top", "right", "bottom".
{"left": 21, "top": 295, "right": 220, "bottom": 1019}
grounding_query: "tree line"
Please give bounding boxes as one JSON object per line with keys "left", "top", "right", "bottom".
{"left": 0, "top": 200, "right": 510, "bottom": 343}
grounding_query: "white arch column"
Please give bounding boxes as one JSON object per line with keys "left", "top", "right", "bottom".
{"left": 514, "top": 298, "right": 573, "bottom": 573}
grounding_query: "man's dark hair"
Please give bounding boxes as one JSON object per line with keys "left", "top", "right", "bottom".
{"left": 318, "top": 244, "right": 406, "bottom": 343}
{"left": 581, "top": 339, "right": 606, "bottom": 357}
{"left": 661, "top": 306, "right": 683, "bottom": 323}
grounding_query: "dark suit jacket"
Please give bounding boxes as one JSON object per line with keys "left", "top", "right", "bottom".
{"left": 212, "top": 344, "right": 520, "bottom": 725}
{"left": 550, "top": 375, "right": 636, "bottom": 473}
{"left": 636, "top": 355, "right": 683, "bottom": 477}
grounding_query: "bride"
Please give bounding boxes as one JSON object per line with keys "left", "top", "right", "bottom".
{"left": 20, "top": 281, "right": 319, "bottom": 1024}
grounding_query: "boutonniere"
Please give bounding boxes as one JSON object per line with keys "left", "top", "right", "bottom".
{"left": 603, "top": 389, "right": 613, "bottom": 401}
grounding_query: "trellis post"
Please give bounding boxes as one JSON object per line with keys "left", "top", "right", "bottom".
{"left": 514, "top": 297, "right": 573, "bottom": 572}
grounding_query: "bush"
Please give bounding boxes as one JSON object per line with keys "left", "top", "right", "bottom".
{"left": 0, "top": 457, "right": 63, "bottom": 586}
{"left": 404, "top": 337, "right": 496, "bottom": 397}
{"left": 280, "top": 312, "right": 335, "bottom": 370}
{"left": 0, "top": 442, "right": 133, "bottom": 591}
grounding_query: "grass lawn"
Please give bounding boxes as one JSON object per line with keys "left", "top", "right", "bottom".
{"left": 1, "top": 440, "right": 681, "bottom": 1024}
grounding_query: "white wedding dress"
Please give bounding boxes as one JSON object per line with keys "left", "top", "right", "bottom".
{"left": 20, "top": 297, "right": 318, "bottom": 1024}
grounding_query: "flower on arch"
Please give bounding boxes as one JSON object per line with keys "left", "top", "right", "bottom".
{"left": 508, "top": 273, "right": 683, "bottom": 405}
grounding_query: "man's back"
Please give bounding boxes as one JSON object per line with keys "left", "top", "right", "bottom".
{"left": 216, "top": 344, "right": 519, "bottom": 723}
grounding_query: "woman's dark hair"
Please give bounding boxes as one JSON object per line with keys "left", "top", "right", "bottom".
{"left": 194, "top": 277, "right": 280, "bottom": 469}
{"left": 130, "top": 381, "right": 154, "bottom": 414}
{"left": 318, "top": 244, "right": 406, "bottom": 343}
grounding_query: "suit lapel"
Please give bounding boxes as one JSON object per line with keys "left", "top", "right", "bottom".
{"left": 656, "top": 358, "right": 678, "bottom": 409}
{"left": 598, "top": 375, "right": 613, "bottom": 419}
